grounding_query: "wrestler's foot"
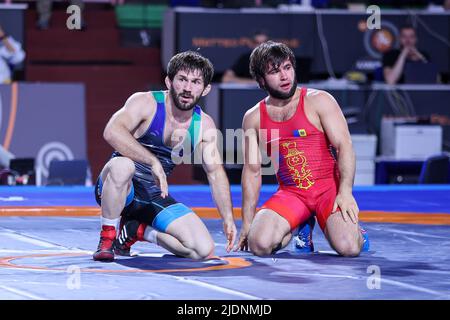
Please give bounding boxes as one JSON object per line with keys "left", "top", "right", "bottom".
{"left": 114, "top": 220, "right": 146, "bottom": 256}
{"left": 93, "top": 225, "right": 116, "bottom": 262}
{"left": 361, "top": 227, "right": 370, "bottom": 252}
{"left": 293, "top": 216, "right": 315, "bottom": 253}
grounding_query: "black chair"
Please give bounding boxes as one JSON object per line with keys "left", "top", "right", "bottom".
{"left": 46, "top": 160, "right": 89, "bottom": 186}
{"left": 0, "top": 169, "right": 12, "bottom": 185}
{"left": 296, "top": 57, "right": 312, "bottom": 84}
{"left": 7, "top": 158, "right": 36, "bottom": 185}
{"left": 10, "top": 158, "right": 35, "bottom": 175}
{"left": 418, "top": 154, "right": 450, "bottom": 184}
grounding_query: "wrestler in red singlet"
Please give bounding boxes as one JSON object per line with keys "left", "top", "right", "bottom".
{"left": 260, "top": 87, "right": 340, "bottom": 231}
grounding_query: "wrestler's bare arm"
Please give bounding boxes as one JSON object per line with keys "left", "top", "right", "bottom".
{"left": 103, "top": 91, "right": 168, "bottom": 196}
{"left": 103, "top": 92, "right": 159, "bottom": 167}
{"left": 242, "top": 107, "right": 262, "bottom": 225}
{"left": 201, "top": 114, "right": 236, "bottom": 251}
{"left": 310, "top": 90, "right": 359, "bottom": 222}
{"left": 236, "top": 106, "right": 262, "bottom": 250}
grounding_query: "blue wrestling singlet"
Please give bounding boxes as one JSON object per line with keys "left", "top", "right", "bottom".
{"left": 95, "top": 91, "right": 203, "bottom": 232}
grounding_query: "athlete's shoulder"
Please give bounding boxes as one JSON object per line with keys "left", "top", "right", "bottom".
{"left": 124, "top": 91, "right": 156, "bottom": 108}
{"left": 243, "top": 101, "right": 262, "bottom": 125}
{"left": 147, "top": 90, "right": 166, "bottom": 103}
{"left": 305, "top": 88, "right": 336, "bottom": 103}
{"left": 304, "top": 88, "right": 339, "bottom": 111}
{"left": 200, "top": 111, "right": 217, "bottom": 131}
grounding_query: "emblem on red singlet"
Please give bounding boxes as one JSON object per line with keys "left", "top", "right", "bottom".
{"left": 281, "top": 141, "right": 314, "bottom": 190}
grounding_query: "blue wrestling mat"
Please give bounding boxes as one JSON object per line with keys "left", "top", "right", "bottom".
{"left": 0, "top": 185, "right": 449, "bottom": 300}
{"left": 1, "top": 185, "right": 450, "bottom": 213}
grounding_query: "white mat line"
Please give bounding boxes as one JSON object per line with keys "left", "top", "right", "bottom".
{"left": 380, "top": 278, "right": 444, "bottom": 297}
{"left": 0, "top": 285, "right": 46, "bottom": 300}
{"left": 114, "top": 253, "right": 262, "bottom": 299}
{"left": 273, "top": 271, "right": 359, "bottom": 280}
{"left": 0, "top": 228, "right": 88, "bottom": 251}
{"left": 0, "top": 249, "right": 91, "bottom": 254}
{"left": 402, "top": 236, "right": 423, "bottom": 244}
{"left": 382, "top": 227, "right": 449, "bottom": 239}
{"left": 0, "top": 266, "right": 67, "bottom": 273}
{"left": 273, "top": 271, "right": 444, "bottom": 297}
{"left": 172, "top": 276, "right": 262, "bottom": 300}
{"left": 109, "top": 253, "right": 261, "bottom": 299}
{"left": 410, "top": 269, "right": 450, "bottom": 275}
{"left": 0, "top": 232, "right": 62, "bottom": 249}
{"left": 0, "top": 250, "right": 260, "bottom": 301}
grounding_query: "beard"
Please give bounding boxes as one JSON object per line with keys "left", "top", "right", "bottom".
{"left": 170, "top": 87, "right": 201, "bottom": 111}
{"left": 264, "top": 78, "right": 298, "bottom": 100}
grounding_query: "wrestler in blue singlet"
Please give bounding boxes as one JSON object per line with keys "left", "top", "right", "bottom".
{"left": 94, "top": 91, "right": 202, "bottom": 232}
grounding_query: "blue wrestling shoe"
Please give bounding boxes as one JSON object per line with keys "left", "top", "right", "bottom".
{"left": 293, "top": 216, "right": 315, "bottom": 253}
{"left": 361, "top": 227, "right": 370, "bottom": 252}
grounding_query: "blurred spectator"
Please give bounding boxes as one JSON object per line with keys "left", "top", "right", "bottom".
{"left": 110, "top": 0, "right": 125, "bottom": 5}
{"left": 382, "top": 24, "right": 431, "bottom": 85}
{"left": 288, "top": 0, "right": 330, "bottom": 8}
{"left": 170, "top": 0, "right": 201, "bottom": 6}
{"left": 445, "top": 0, "right": 450, "bottom": 9}
{"left": 36, "top": 0, "right": 85, "bottom": 30}
{"left": 0, "top": 25, "right": 25, "bottom": 84}
{"left": 203, "top": 0, "right": 285, "bottom": 8}
{"left": 221, "top": 31, "right": 269, "bottom": 84}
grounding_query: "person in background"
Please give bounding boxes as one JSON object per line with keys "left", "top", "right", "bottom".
{"left": 36, "top": 0, "right": 85, "bottom": 30}
{"left": 0, "top": 25, "right": 25, "bottom": 84}
{"left": 444, "top": 0, "right": 450, "bottom": 10}
{"left": 221, "top": 31, "right": 269, "bottom": 84}
{"left": 382, "top": 24, "right": 430, "bottom": 85}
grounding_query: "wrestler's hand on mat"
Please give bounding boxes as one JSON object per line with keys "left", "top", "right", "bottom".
{"left": 333, "top": 193, "right": 359, "bottom": 224}
{"left": 234, "top": 225, "right": 250, "bottom": 251}
{"left": 223, "top": 219, "right": 237, "bottom": 253}
{"left": 150, "top": 161, "right": 168, "bottom": 198}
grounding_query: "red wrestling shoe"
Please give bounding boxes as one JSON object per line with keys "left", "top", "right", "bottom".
{"left": 114, "top": 220, "right": 147, "bottom": 256}
{"left": 93, "top": 225, "right": 116, "bottom": 262}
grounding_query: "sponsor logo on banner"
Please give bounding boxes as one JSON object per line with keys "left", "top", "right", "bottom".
{"left": 359, "top": 20, "right": 399, "bottom": 59}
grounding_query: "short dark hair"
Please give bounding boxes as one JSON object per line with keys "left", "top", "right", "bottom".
{"left": 253, "top": 29, "right": 268, "bottom": 37}
{"left": 400, "top": 23, "right": 416, "bottom": 33}
{"left": 167, "top": 51, "right": 214, "bottom": 86}
{"left": 249, "top": 41, "right": 296, "bottom": 85}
